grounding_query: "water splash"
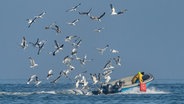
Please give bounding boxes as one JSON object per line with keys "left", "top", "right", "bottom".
{"left": 121, "top": 87, "right": 170, "bottom": 94}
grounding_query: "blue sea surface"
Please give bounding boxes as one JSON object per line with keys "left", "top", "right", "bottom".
{"left": 0, "top": 79, "right": 183, "bottom": 104}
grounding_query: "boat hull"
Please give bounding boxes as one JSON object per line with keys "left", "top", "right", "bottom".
{"left": 92, "top": 73, "right": 154, "bottom": 95}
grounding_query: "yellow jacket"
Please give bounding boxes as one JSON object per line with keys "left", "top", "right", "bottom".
{"left": 132, "top": 72, "right": 143, "bottom": 84}
{"left": 138, "top": 72, "right": 143, "bottom": 83}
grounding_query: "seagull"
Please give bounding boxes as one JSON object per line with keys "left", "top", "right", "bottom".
{"left": 66, "top": 3, "right": 81, "bottom": 12}
{"left": 47, "top": 69, "right": 53, "bottom": 80}
{"left": 29, "top": 57, "right": 38, "bottom": 68}
{"left": 80, "top": 76, "right": 89, "bottom": 90}
{"left": 72, "top": 39, "right": 82, "bottom": 48}
{"left": 29, "top": 38, "right": 46, "bottom": 55}
{"left": 110, "top": 4, "right": 127, "bottom": 15}
{"left": 79, "top": 8, "right": 92, "bottom": 16}
{"left": 110, "top": 49, "right": 119, "bottom": 53}
{"left": 27, "top": 11, "right": 46, "bottom": 28}
{"left": 45, "top": 23, "right": 61, "bottom": 34}
{"left": 37, "top": 42, "right": 45, "bottom": 55}
{"left": 113, "top": 56, "right": 121, "bottom": 66}
{"left": 51, "top": 40, "right": 64, "bottom": 56}
{"left": 35, "top": 76, "right": 42, "bottom": 86}
{"left": 50, "top": 70, "right": 66, "bottom": 84}
{"left": 103, "top": 59, "right": 115, "bottom": 70}
{"left": 78, "top": 54, "right": 93, "bottom": 66}
{"left": 62, "top": 55, "right": 73, "bottom": 66}
{"left": 35, "top": 11, "right": 46, "bottom": 19}
{"left": 50, "top": 75, "right": 62, "bottom": 84}
{"left": 94, "top": 27, "right": 104, "bottom": 32}
{"left": 63, "top": 69, "right": 72, "bottom": 78}
{"left": 75, "top": 79, "right": 80, "bottom": 89}
{"left": 90, "top": 12, "right": 105, "bottom": 22}
{"left": 97, "top": 73, "right": 101, "bottom": 82}
{"left": 27, "top": 17, "right": 37, "bottom": 28}
{"left": 90, "top": 73, "right": 98, "bottom": 84}
{"left": 74, "top": 73, "right": 82, "bottom": 79}
{"left": 27, "top": 74, "right": 37, "bottom": 84}
{"left": 96, "top": 45, "right": 109, "bottom": 55}
{"left": 52, "top": 24, "right": 61, "bottom": 33}
{"left": 104, "top": 75, "right": 111, "bottom": 83}
{"left": 67, "top": 19, "right": 80, "bottom": 26}
{"left": 68, "top": 64, "right": 75, "bottom": 70}
{"left": 103, "top": 69, "right": 113, "bottom": 77}
{"left": 65, "top": 35, "right": 77, "bottom": 43}
{"left": 29, "top": 38, "right": 40, "bottom": 48}
{"left": 20, "top": 36, "right": 28, "bottom": 49}
{"left": 71, "top": 48, "right": 77, "bottom": 56}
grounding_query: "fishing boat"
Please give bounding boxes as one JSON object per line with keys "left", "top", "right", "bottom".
{"left": 92, "top": 73, "right": 154, "bottom": 95}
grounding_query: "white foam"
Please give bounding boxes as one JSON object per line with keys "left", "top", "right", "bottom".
{"left": 121, "top": 87, "right": 170, "bottom": 94}
{"left": 36, "top": 91, "right": 57, "bottom": 94}
{"left": 0, "top": 91, "right": 33, "bottom": 96}
{"left": 0, "top": 90, "right": 57, "bottom": 96}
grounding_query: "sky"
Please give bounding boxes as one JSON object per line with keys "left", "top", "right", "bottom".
{"left": 0, "top": 0, "right": 184, "bottom": 82}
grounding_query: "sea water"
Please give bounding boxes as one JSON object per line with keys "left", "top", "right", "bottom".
{"left": 0, "top": 79, "right": 183, "bottom": 104}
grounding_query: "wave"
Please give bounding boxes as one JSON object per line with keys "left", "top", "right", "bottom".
{"left": 0, "top": 90, "right": 57, "bottom": 96}
{"left": 120, "top": 87, "right": 170, "bottom": 94}
{"left": 0, "top": 89, "right": 92, "bottom": 96}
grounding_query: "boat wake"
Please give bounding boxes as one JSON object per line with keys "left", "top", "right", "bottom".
{"left": 120, "top": 87, "right": 170, "bottom": 94}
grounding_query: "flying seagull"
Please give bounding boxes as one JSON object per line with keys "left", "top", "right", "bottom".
{"left": 103, "top": 69, "right": 113, "bottom": 77}
{"left": 90, "top": 73, "right": 98, "bottom": 84}
{"left": 75, "top": 79, "right": 80, "bottom": 88}
{"left": 80, "top": 76, "right": 89, "bottom": 90}
{"left": 20, "top": 36, "right": 28, "bottom": 49}
{"left": 29, "top": 38, "right": 40, "bottom": 48}
{"left": 35, "top": 11, "right": 46, "bottom": 19}
{"left": 47, "top": 69, "right": 53, "bottom": 80}
{"left": 45, "top": 23, "right": 61, "bottom": 34}
{"left": 90, "top": 12, "right": 105, "bottom": 22}
{"left": 79, "top": 8, "right": 92, "bottom": 16}
{"left": 72, "top": 39, "right": 82, "bottom": 48}
{"left": 103, "top": 59, "right": 115, "bottom": 70}
{"left": 94, "top": 27, "right": 104, "bottom": 33}
{"left": 37, "top": 42, "right": 45, "bottom": 55}
{"left": 77, "top": 54, "right": 93, "bottom": 66}
{"left": 27, "top": 11, "right": 46, "bottom": 28}
{"left": 67, "top": 19, "right": 80, "bottom": 26}
{"left": 104, "top": 75, "right": 111, "bottom": 83}
{"left": 113, "top": 56, "right": 121, "bottom": 66}
{"left": 110, "top": 49, "right": 119, "bottom": 53}
{"left": 50, "top": 70, "right": 66, "bottom": 84}
{"left": 110, "top": 4, "right": 127, "bottom": 15}
{"left": 96, "top": 45, "right": 109, "bottom": 55}
{"left": 27, "top": 74, "right": 37, "bottom": 84}
{"left": 35, "top": 76, "right": 42, "bottom": 86}
{"left": 62, "top": 55, "right": 73, "bottom": 66}
{"left": 29, "top": 57, "right": 38, "bottom": 68}
{"left": 50, "top": 40, "right": 64, "bottom": 56}
{"left": 26, "top": 17, "right": 37, "bottom": 28}
{"left": 71, "top": 48, "right": 77, "bottom": 56}
{"left": 65, "top": 35, "right": 77, "bottom": 43}
{"left": 66, "top": 3, "right": 81, "bottom": 12}
{"left": 50, "top": 75, "right": 62, "bottom": 84}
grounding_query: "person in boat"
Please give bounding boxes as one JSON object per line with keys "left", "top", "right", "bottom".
{"left": 131, "top": 72, "right": 144, "bottom": 84}
{"left": 113, "top": 80, "right": 125, "bottom": 92}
